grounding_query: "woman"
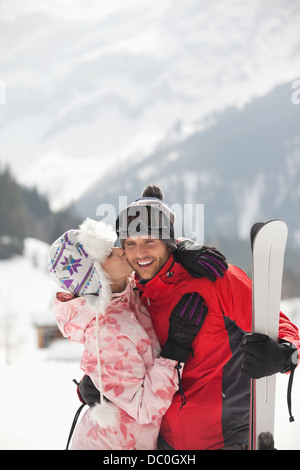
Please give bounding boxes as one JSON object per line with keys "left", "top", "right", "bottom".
{"left": 49, "top": 218, "right": 203, "bottom": 450}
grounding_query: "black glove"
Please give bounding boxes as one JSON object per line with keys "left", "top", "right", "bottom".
{"left": 241, "top": 333, "right": 297, "bottom": 379}
{"left": 77, "top": 375, "right": 100, "bottom": 406}
{"left": 160, "top": 292, "right": 208, "bottom": 363}
{"left": 174, "top": 240, "right": 228, "bottom": 281}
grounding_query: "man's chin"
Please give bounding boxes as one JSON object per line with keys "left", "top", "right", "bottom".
{"left": 135, "top": 270, "right": 154, "bottom": 280}
{"left": 134, "top": 264, "right": 158, "bottom": 280}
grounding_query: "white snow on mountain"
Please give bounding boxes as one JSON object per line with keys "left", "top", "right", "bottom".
{"left": 0, "top": 239, "right": 299, "bottom": 449}
{"left": 237, "top": 174, "right": 265, "bottom": 240}
{"left": 0, "top": 0, "right": 300, "bottom": 210}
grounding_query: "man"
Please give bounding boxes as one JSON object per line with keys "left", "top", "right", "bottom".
{"left": 80, "top": 184, "right": 299, "bottom": 450}
{"left": 114, "top": 184, "right": 299, "bottom": 450}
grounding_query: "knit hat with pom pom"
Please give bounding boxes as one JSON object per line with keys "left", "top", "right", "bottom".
{"left": 48, "top": 218, "right": 116, "bottom": 311}
{"left": 116, "top": 184, "right": 176, "bottom": 251}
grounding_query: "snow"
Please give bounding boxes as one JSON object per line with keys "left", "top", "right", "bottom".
{"left": 237, "top": 174, "right": 265, "bottom": 240}
{"left": 275, "top": 371, "right": 300, "bottom": 450}
{"left": 0, "top": 239, "right": 84, "bottom": 449}
{"left": 0, "top": 355, "right": 81, "bottom": 450}
{"left": 0, "top": 238, "right": 299, "bottom": 449}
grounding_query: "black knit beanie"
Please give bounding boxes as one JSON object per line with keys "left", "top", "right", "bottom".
{"left": 116, "top": 184, "right": 177, "bottom": 252}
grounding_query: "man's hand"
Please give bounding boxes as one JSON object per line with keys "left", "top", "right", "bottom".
{"left": 160, "top": 292, "right": 208, "bottom": 363}
{"left": 241, "top": 333, "right": 297, "bottom": 379}
{"left": 174, "top": 240, "right": 228, "bottom": 281}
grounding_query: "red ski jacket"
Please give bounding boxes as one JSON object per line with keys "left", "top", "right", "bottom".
{"left": 135, "top": 254, "right": 299, "bottom": 450}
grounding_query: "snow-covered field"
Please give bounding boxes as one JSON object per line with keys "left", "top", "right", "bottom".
{"left": 0, "top": 240, "right": 82, "bottom": 449}
{"left": 0, "top": 240, "right": 299, "bottom": 450}
{"left": 0, "top": 355, "right": 81, "bottom": 450}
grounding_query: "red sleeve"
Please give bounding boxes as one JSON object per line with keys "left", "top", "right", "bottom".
{"left": 216, "top": 264, "right": 253, "bottom": 333}
{"left": 278, "top": 311, "right": 300, "bottom": 353}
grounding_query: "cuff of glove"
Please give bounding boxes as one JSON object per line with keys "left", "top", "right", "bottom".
{"left": 280, "top": 342, "right": 298, "bottom": 373}
{"left": 160, "top": 337, "right": 191, "bottom": 363}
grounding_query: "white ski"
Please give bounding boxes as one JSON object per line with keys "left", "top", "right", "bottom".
{"left": 249, "top": 220, "right": 288, "bottom": 450}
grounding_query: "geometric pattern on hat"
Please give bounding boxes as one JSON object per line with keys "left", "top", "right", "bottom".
{"left": 48, "top": 229, "right": 102, "bottom": 300}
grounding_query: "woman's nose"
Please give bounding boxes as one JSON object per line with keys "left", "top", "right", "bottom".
{"left": 115, "top": 247, "right": 125, "bottom": 256}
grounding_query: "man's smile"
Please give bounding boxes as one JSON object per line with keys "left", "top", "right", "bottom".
{"left": 136, "top": 258, "right": 155, "bottom": 268}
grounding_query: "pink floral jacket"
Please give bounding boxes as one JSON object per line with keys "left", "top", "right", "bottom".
{"left": 53, "top": 280, "right": 181, "bottom": 450}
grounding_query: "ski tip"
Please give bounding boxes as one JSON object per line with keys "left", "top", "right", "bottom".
{"left": 250, "top": 222, "right": 264, "bottom": 249}
{"left": 250, "top": 219, "right": 287, "bottom": 250}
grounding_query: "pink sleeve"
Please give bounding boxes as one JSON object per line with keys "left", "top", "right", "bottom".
{"left": 88, "top": 330, "right": 182, "bottom": 425}
{"left": 52, "top": 296, "right": 95, "bottom": 343}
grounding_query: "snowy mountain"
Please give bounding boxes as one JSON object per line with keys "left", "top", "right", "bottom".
{"left": 72, "top": 82, "right": 300, "bottom": 251}
{"left": 0, "top": 0, "right": 300, "bottom": 211}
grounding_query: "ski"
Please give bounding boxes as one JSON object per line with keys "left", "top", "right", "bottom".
{"left": 249, "top": 220, "right": 288, "bottom": 450}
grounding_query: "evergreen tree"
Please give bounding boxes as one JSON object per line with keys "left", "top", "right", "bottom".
{"left": 0, "top": 166, "right": 27, "bottom": 257}
{"left": 0, "top": 165, "right": 81, "bottom": 258}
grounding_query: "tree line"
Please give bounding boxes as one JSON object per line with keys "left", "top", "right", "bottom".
{"left": 0, "top": 165, "right": 81, "bottom": 259}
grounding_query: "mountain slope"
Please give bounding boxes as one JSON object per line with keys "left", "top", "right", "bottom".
{"left": 1, "top": 0, "right": 300, "bottom": 211}
{"left": 73, "top": 82, "right": 300, "bottom": 247}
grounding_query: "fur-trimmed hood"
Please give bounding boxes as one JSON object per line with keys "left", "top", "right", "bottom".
{"left": 78, "top": 217, "right": 117, "bottom": 313}
{"left": 78, "top": 217, "right": 117, "bottom": 264}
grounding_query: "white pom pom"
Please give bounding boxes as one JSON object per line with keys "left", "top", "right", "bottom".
{"left": 90, "top": 401, "right": 120, "bottom": 429}
{"left": 78, "top": 218, "right": 117, "bottom": 263}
